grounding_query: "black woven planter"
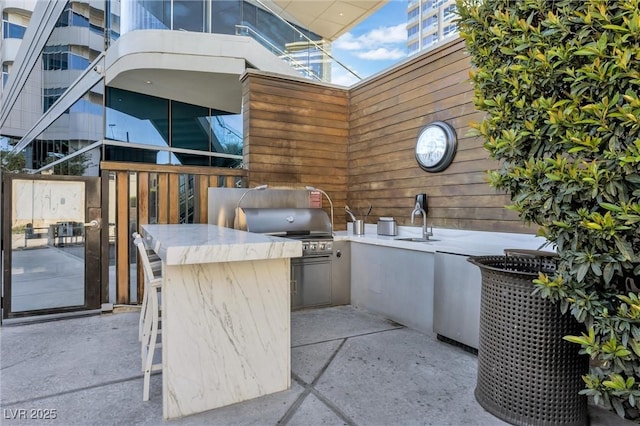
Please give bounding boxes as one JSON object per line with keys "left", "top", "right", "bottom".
{"left": 468, "top": 254, "right": 589, "bottom": 426}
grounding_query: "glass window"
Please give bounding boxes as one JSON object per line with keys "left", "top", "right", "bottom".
{"left": 43, "top": 88, "right": 65, "bottom": 112}
{"left": 121, "top": 0, "right": 170, "bottom": 33}
{"left": 178, "top": 174, "right": 195, "bottom": 223}
{"left": 70, "top": 11, "right": 90, "bottom": 28}
{"left": 422, "top": 15, "right": 437, "bottom": 29}
{"left": 43, "top": 46, "right": 71, "bottom": 71}
{"left": 69, "top": 53, "right": 90, "bottom": 70}
{"left": 31, "top": 82, "right": 103, "bottom": 174}
{"left": 105, "top": 87, "right": 169, "bottom": 147}
{"left": 3, "top": 12, "right": 27, "bottom": 38}
{"left": 108, "top": 1, "right": 121, "bottom": 43}
{"left": 3, "top": 21, "right": 27, "bottom": 39}
{"left": 443, "top": 24, "right": 457, "bottom": 37}
{"left": 211, "top": 0, "right": 241, "bottom": 35}
{"left": 2, "top": 63, "right": 9, "bottom": 87}
{"left": 211, "top": 156, "right": 242, "bottom": 168}
{"left": 209, "top": 113, "right": 242, "bottom": 156}
{"left": 423, "top": 33, "right": 438, "bottom": 47}
{"left": 443, "top": 5, "right": 457, "bottom": 20}
{"left": 408, "top": 7, "right": 419, "bottom": 21}
{"left": 172, "top": 153, "right": 210, "bottom": 166}
{"left": 172, "top": 0, "right": 205, "bottom": 32}
{"left": 171, "top": 101, "right": 210, "bottom": 151}
{"left": 104, "top": 145, "right": 164, "bottom": 163}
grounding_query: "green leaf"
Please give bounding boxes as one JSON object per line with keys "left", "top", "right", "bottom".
{"left": 564, "top": 335, "right": 591, "bottom": 345}
{"left": 615, "top": 238, "right": 634, "bottom": 261}
{"left": 600, "top": 202, "right": 623, "bottom": 212}
{"left": 576, "top": 263, "right": 589, "bottom": 282}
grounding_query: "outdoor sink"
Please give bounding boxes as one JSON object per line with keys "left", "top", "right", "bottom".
{"left": 394, "top": 237, "right": 440, "bottom": 243}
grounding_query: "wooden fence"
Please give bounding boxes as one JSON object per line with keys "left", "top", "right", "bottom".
{"left": 100, "top": 161, "right": 246, "bottom": 304}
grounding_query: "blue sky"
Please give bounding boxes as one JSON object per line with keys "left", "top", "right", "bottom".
{"left": 331, "top": 0, "right": 409, "bottom": 86}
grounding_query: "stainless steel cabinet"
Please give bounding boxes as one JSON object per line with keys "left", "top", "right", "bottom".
{"left": 351, "top": 243, "right": 435, "bottom": 334}
{"left": 291, "top": 256, "right": 332, "bottom": 309}
{"left": 433, "top": 252, "right": 482, "bottom": 350}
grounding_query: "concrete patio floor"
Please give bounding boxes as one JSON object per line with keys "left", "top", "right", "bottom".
{"left": 0, "top": 305, "right": 631, "bottom": 425}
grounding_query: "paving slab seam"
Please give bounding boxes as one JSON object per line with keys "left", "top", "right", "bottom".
{"left": 294, "top": 327, "right": 415, "bottom": 426}
{"left": 279, "top": 338, "right": 351, "bottom": 425}
{"left": 279, "top": 327, "right": 412, "bottom": 426}
{"left": 1, "top": 354, "right": 49, "bottom": 371}
{"left": 306, "top": 385, "right": 357, "bottom": 426}
{"left": 1, "top": 311, "right": 102, "bottom": 327}
{"left": 291, "top": 325, "right": 406, "bottom": 349}
{"left": 1, "top": 372, "right": 158, "bottom": 407}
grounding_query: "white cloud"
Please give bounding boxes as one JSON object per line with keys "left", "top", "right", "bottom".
{"left": 363, "top": 23, "right": 407, "bottom": 44}
{"left": 356, "top": 47, "right": 406, "bottom": 61}
{"left": 333, "top": 23, "right": 407, "bottom": 61}
{"left": 333, "top": 33, "right": 363, "bottom": 51}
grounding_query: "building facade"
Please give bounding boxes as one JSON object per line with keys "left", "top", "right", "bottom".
{"left": 406, "top": 0, "right": 457, "bottom": 55}
{"left": 0, "top": 0, "right": 354, "bottom": 176}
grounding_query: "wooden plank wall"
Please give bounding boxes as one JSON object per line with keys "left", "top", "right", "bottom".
{"left": 101, "top": 162, "right": 246, "bottom": 304}
{"left": 241, "top": 71, "right": 349, "bottom": 230}
{"left": 348, "top": 38, "right": 532, "bottom": 233}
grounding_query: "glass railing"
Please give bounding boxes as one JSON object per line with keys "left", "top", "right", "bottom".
{"left": 118, "top": 0, "right": 360, "bottom": 84}
{"left": 250, "top": 0, "right": 360, "bottom": 83}
{"left": 235, "top": 25, "right": 323, "bottom": 81}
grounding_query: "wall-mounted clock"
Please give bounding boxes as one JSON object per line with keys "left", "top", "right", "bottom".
{"left": 415, "top": 121, "right": 457, "bottom": 172}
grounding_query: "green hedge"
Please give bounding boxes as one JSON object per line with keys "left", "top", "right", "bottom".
{"left": 456, "top": 0, "right": 640, "bottom": 420}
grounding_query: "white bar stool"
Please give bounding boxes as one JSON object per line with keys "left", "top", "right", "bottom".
{"left": 132, "top": 232, "right": 162, "bottom": 401}
{"left": 133, "top": 232, "right": 161, "bottom": 343}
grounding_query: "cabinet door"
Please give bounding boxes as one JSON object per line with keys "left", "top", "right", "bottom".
{"left": 350, "top": 244, "right": 434, "bottom": 333}
{"left": 433, "top": 252, "right": 481, "bottom": 349}
{"left": 291, "top": 257, "right": 332, "bottom": 309}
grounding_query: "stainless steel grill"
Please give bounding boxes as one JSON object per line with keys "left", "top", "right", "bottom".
{"left": 236, "top": 206, "right": 334, "bottom": 308}
{"left": 236, "top": 207, "right": 333, "bottom": 257}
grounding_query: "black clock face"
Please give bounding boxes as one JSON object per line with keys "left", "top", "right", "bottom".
{"left": 415, "top": 121, "right": 457, "bottom": 172}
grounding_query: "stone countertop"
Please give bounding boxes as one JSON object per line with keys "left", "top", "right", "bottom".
{"left": 334, "top": 223, "right": 551, "bottom": 257}
{"left": 141, "top": 223, "right": 302, "bottom": 265}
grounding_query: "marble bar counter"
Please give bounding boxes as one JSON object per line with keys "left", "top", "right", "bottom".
{"left": 141, "top": 224, "right": 302, "bottom": 420}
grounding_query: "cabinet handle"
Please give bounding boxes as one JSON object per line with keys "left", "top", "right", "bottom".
{"left": 291, "top": 279, "right": 297, "bottom": 295}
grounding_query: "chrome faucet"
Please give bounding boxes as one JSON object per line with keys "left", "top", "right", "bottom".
{"left": 411, "top": 202, "right": 433, "bottom": 240}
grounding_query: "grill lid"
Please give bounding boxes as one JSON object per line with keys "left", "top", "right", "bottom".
{"left": 237, "top": 208, "right": 331, "bottom": 236}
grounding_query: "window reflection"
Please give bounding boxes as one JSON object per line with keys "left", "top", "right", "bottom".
{"left": 104, "top": 145, "right": 163, "bottom": 163}
{"left": 31, "top": 82, "right": 103, "bottom": 174}
{"left": 105, "top": 87, "right": 242, "bottom": 167}
{"left": 2, "top": 15, "right": 27, "bottom": 39}
{"left": 171, "top": 101, "right": 210, "bottom": 152}
{"left": 173, "top": 0, "right": 205, "bottom": 32}
{"left": 105, "top": 87, "right": 169, "bottom": 147}
{"left": 121, "top": 0, "right": 170, "bottom": 33}
{"left": 211, "top": 1, "right": 240, "bottom": 35}
{"left": 171, "top": 153, "right": 210, "bottom": 166}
